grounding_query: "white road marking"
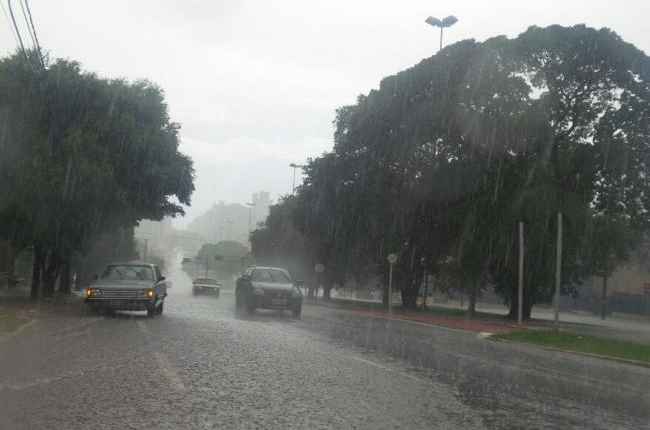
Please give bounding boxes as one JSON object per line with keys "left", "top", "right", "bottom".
{"left": 136, "top": 320, "right": 150, "bottom": 334}
{"left": 153, "top": 352, "right": 187, "bottom": 393}
{"left": 136, "top": 320, "right": 186, "bottom": 393}
{"left": 348, "top": 355, "right": 422, "bottom": 382}
{"left": 0, "top": 368, "right": 86, "bottom": 392}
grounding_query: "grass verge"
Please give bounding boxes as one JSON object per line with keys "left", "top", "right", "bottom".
{"left": 0, "top": 309, "right": 31, "bottom": 335}
{"left": 494, "top": 330, "right": 650, "bottom": 365}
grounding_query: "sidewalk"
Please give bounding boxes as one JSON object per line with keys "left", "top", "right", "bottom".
{"left": 319, "top": 292, "right": 650, "bottom": 345}
{"left": 310, "top": 295, "right": 519, "bottom": 335}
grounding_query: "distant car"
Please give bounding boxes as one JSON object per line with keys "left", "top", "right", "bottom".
{"left": 85, "top": 262, "right": 169, "bottom": 317}
{"left": 235, "top": 266, "right": 303, "bottom": 317}
{"left": 192, "top": 278, "right": 221, "bottom": 297}
{"left": 182, "top": 257, "right": 193, "bottom": 264}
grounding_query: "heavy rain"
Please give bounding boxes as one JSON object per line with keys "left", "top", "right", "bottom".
{"left": 1, "top": 1, "right": 650, "bottom": 429}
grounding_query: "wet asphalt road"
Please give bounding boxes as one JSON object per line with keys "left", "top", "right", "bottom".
{"left": 1, "top": 262, "right": 649, "bottom": 429}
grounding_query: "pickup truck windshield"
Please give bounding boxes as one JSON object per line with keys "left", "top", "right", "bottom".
{"left": 101, "top": 265, "right": 154, "bottom": 281}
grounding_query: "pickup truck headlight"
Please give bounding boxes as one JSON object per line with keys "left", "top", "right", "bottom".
{"left": 86, "top": 288, "right": 102, "bottom": 297}
{"left": 145, "top": 288, "right": 155, "bottom": 298}
{"left": 253, "top": 287, "right": 265, "bottom": 296}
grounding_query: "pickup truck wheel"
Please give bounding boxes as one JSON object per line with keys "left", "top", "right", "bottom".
{"left": 292, "top": 305, "right": 302, "bottom": 319}
{"left": 245, "top": 301, "right": 255, "bottom": 314}
{"left": 235, "top": 293, "right": 242, "bottom": 310}
{"left": 146, "top": 306, "right": 156, "bottom": 318}
{"left": 157, "top": 302, "right": 164, "bottom": 315}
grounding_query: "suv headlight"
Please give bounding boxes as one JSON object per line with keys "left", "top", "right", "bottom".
{"left": 253, "top": 287, "right": 265, "bottom": 296}
{"left": 145, "top": 288, "right": 155, "bottom": 298}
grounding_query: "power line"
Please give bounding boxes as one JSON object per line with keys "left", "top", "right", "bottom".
{"left": 0, "top": 1, "right": 20, "bottom": 47}
{"left": 22, "top": 0, "right": 44, "bottom": 68}
{"left": 6, "top": 0, "right": 28, "bottom": 60}
{"left": 19, "top": 0, "right": 36, "bottom": 50}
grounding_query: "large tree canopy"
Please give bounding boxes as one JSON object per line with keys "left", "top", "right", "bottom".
{"left": 251, "top": 25, "right": 650, "bottom": 318}
{"left": 0, "top": 52, "right": 195, "bottom": 297}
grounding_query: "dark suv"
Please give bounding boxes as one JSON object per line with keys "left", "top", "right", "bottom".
{"left": 235, "top": 266, "right": 303, "bottom": 317}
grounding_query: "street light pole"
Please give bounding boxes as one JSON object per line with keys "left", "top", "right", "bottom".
{"left": 246, "top": 202, "right": 255, "bottom": 249}
{"left": 289, "top": 163, "right": 306, "bottom": 195}
{"left": 387, "top": 253, "right": 398, "bottom": 315}
{"left": 425, "top": 15, "right": 459, "bottom": 52}
{"left": 554, "top": 212, "right": 563, "bottom": 326}
{"left": 246, "top": 202, "right": 255, "bottom": 233}
{"left": 518, "top": 221, "right": 524, "bottom": 325}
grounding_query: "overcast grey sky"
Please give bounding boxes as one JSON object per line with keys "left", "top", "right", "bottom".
{"left": 1, "top": 1, "right": 648, "bottom": 227}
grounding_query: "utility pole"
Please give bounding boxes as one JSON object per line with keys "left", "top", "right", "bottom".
{"left": 143, "top": 239, "right": 149, "bottom": 263}
{"left": 518, "top": 221, "right": 524, "bottom": 325}
{"left": 387, "top": 254, "right": 398, "bottom": 315}
{"left": 554, "top": 212, "right": 563, "bottom": 325}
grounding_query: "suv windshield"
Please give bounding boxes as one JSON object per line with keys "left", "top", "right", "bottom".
{"left": 269, "top": 269, "right": 291, "bottom": 283}
{"left": 251, "top": 268, "right": 291, "bottom": 283}
{"left": 194, "top": 278, "right": 219, "bottom": 285}
{"left": 101, "top": 265, "right": 154, "bottom": 281}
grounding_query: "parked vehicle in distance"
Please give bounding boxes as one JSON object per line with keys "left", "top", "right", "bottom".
{"left": 235, "top": 266, "right": 303, "bottom": 317}
{"left": 193, "top": 278, "right": 221, "bottom": 297}
{"left": 85, "top": 262, "right": 169, "bottom": 317}
{"left": 181, "top": 257, "right": 193, "bottom": 264}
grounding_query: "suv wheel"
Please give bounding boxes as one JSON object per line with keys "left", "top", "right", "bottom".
{"left": 146, "top": 306, "right": 156, "bottom": 318}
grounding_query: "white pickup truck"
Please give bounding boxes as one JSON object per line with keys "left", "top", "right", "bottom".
{"left": 85, "top": 262, "right": 169, "bottom": 317}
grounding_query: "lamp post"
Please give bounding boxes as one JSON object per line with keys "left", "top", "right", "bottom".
{"left": 245, "top": 202, "right": 256, "bottom": 233}
{"left": 387, "top": 253, "right": 398, "bottom": 314}
{"left": 245, "top": 202, "right": 256, "bottom": 249}
{"left": 289, "top": 163, "right": 306, "bottom": 195}
{"left": 424, "top": 15, "right": 458, "bottom": 51}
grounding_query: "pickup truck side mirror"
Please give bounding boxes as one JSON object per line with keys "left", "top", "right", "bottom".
{"left": 158, "top": 276, "right": 166, "bottom": 282}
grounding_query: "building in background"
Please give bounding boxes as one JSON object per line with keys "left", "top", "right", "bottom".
{"left": 251, "top": 191, "right": 272, "bottom": 229}
{"left": 187, "top": 191, "right": 273, "bottom": 249}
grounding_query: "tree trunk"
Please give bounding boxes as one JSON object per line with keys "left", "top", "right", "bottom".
{"left": 420, "top": 272, "right": 428, "bottom": 309}
{"left": 30, "top": 245, "right": 43, "bottom": 300}
{"left": 400, "top": 272, "right": 419, "bottom": 310}
{"left": 467, "top": 278, "right": 478, "bottom": 318}
{"left": 41, "top": 250, "right": 60, "bottom": 298}
{"left": 6, "top": 242, "right": 16, "bottom": 285}
{"left": 59, "top": 259, "right": 71, "bottom": 294}
{"left": 507, "top": 284, "right": 533, "bottom": 320}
